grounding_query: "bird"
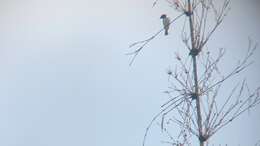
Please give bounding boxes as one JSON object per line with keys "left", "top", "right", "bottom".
{"left": 160, "top": 14, "right": 171, "bottom": 35}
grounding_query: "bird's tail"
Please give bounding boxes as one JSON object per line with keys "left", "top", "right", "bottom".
{"left": 165, "top": 30, "right": 168, "bottom": 35}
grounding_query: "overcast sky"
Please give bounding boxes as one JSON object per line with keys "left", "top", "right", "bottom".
{"left": 0, "top": 0, "right": 260, "bottom": 146}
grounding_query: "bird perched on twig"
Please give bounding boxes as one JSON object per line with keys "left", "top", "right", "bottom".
{"left": 160, "top": 14, "right": 171, "bottom": 35}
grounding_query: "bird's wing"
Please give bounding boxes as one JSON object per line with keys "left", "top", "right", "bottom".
{"left": 163, "top": 17, "right": 171, "bottom": 27}
{"left": 166, "top": 17, "right": 170, "bottom": 25}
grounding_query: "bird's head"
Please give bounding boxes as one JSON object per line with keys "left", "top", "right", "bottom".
{"left": 160, "top": 14, "right": 167, "bottom": 19}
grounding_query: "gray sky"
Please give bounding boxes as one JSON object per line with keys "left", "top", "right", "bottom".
{"left": 0, "top": 0, "right": 259, "bottom": 146}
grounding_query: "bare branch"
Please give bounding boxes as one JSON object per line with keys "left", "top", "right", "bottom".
{"left": 127, "top": 13, "right": 185, "bottom": 66}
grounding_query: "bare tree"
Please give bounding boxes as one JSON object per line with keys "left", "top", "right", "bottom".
{"left": 128, "top": 0, "right": 260, "bottom": 146}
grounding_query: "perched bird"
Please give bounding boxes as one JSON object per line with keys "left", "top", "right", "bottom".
{"left": 160, "top": 14, "right": 171, "bottom": 35}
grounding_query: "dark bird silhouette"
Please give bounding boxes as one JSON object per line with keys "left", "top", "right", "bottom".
{"left": 160, "top": 14, "right": 171, "bottom": 35}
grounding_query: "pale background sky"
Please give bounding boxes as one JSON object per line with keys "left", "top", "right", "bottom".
{"left": 0, "top": 0, "right": 259, "bottom": 146}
